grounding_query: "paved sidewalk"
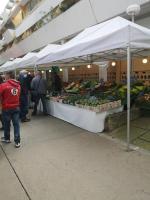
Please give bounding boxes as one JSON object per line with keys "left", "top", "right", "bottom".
{"left": 0, "top": 116, "right": 150, "bottom": 200}
{"left": 108, "top": 117, "right": 150, "bottom": 151}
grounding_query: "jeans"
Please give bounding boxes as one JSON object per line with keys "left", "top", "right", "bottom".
{"left": 33, "top": 94, "right": 47, "bottom": 114}
{"left": 20, "top": 95, "right": 29, "bottom": 120}
{"left": 2, "top": 108, "right": 20, "bottom": 143}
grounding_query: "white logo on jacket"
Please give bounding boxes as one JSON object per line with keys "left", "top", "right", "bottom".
{"left": 11, "top": 88, "right": 18, "bottom": 96}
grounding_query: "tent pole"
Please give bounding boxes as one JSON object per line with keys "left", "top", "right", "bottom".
{"left": 15, "top": 69, "right": 17, "bottom": 79}
{"left": 127, "top": 46, "right": 131, "bottom": 151}
{"left": 34, "top": 64, "right": 37, "bottom": 74}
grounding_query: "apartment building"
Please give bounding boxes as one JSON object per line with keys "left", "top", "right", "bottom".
{"left": 0, "top": 0, "right": 150, "bottom": 83}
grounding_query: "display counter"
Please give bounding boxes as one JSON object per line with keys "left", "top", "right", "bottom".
{"left": 41, "top": 100, "right": 123, "bottom": 133}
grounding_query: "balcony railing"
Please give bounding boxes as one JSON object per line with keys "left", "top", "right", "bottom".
{"left": 3, "top": 29, "right": 15, "bottom": 44}
{"left": 0, "top": 0, "right": 80, "bottom": 55}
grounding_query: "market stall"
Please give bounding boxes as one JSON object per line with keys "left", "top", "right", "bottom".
{"left": 37, "top": 16, "right": 150, "bottom": 150}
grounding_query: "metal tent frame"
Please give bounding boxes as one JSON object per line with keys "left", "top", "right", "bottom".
{"left": 36, "top": 47, "right": 149, "bottom": 151}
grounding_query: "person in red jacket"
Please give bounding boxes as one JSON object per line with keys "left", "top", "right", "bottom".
{"left": 0, "top": 71, "right": 21, "bottom": 148}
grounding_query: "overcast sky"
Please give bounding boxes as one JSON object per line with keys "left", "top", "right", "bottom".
{"left": 0, "top": 0, "right": 9, "bottom": 15}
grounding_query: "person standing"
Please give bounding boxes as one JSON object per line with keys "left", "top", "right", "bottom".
{"left": 31, "top": 71, "right": 47, "bottom": 115}
{"left": 0, "top": 75, "right": 4, "bottom": 130}
{"left": 19, "top": 70, "right": 30, "bottom": 122}
{"left": 27, "top": 72, "right": 34, "bottom": 108}
{"left": 0, "top": 71, "right": 21, "bottom": 148}
{"left": 51, "top": 72, "right": 62, "bottom": 96}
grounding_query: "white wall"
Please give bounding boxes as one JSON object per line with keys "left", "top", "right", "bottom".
{"left": 90, "top": 0, "right": 149, "bottom": 23}
{"left": 136, "top": 16, "right": 150, "bottom": 28}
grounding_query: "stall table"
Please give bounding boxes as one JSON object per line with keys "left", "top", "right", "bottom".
{"left": 40, "top": 100, "right": 123, "bottom": 133}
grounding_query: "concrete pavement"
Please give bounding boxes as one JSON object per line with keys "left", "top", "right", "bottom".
{"left": 0, "top": 115, "right": 150, "bottom": 200}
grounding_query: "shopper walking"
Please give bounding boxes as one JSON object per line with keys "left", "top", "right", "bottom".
{"left": 31, "top": 71, "right": 47, "bottom": 115}
{"left": 19, "top": 70, "right": 30, "bottom": 122}
{"left": 0, "top": 71, "right": 21, "bottom": 148}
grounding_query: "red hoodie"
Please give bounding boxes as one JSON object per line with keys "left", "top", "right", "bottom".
{"left": 0, "top": 79, "right": 21, "bottom": 110}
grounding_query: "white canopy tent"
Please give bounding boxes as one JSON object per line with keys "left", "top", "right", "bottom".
{"left": 0, "top": 44, "right": 60, "bottom": 72}
{"left": 16, "top": 52, "right": 37, "bottom": 69}
{"left": 0, "top": 53, "right": 37, "bottom": 73}
{"left": 17, "top": 44, "right": 60, "bottom": 69}
{"left": 0, "top": 61, "right": 14, "bottom": 73}
{"left": 16, "top": 44, "right": 60, "bottom": 69}
{"left": 5, "top": 58, "right": 23, "bottom": 72}
{"left": 11, "top": 58, "right": 23, "bottom": 70}
{"left": 37, "top": 16, "right": 150, "bottom": 65}
{"left": 36, "top": 16, "right": 150, "bottom": 150}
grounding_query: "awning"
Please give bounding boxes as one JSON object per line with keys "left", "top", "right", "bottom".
{"left": 18, "top": 44, "right": 60, "bottom": 69}
{"left": 0, "top": 44, "right": 60, "bottom": 72}
{"left": 37, "top": 16, "right": 150, "bottom": 65}
{"left": 36, "top": 16, "right": 150, "bottom": 151}
{"left": 0, "top": 61, "right": 14, "bottom": 72}
{"left": 17, "top": 52, "right": 37, "bottom": 69}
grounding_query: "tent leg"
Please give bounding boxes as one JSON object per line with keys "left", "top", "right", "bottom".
{"left": 127, "top": 46, "right": 131, "bottom": 151}
{"left": 34, "top": 64, "right": 38, "bottom": 74}
{"left": 15, "top": 69, "right": 17, "bottom": 79}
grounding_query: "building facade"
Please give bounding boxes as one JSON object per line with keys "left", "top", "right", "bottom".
{"left": 0, "top": 0, "right": 150, "bottom": 84}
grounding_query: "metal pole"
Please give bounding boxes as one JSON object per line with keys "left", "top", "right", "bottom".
{"left": 127, "top": 46, "right": 131, "bottom": 151}
{"left": 34, "top": 64, "right": 37, "bottom": 74}
{"left": 131, "top": 14, "right": 135, "bottom": 23}
{"left": 15, "top": 69, "right": 17, "bottom": 79}
{"left": 130, "top": 14, "right": 134, "bottom": 76}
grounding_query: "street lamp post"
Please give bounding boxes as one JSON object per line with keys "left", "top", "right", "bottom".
{"left": 126, "top": 4, "right": 141, "bottom": 151}
{"left": 126, "top": 4, "right": 141, "bottom": 23}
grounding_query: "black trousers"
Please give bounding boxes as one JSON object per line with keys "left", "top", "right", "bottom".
{"left": 0, "top": 114, "right": 4, "bottom": 128}
{"left": 33, "top": 94, "right": 47, "bottom": 114}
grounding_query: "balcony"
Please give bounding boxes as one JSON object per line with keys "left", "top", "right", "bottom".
{"left": 0, "top": 0, "right": 97, "bottom": 64}
{"left": 16, "top": 0, "right": 63, "bottom": 37}
{"left": 3, "top": 29, "right": 15, "bottom": 44}
{"left": 0, "top": 40, "right": 4, "bottom": 50}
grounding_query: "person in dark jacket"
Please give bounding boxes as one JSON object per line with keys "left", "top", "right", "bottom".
{"left": 51, "top": 72, "right": 62, "bottom": 96}
{"left": 0, "top": 71, "right": 21, "bottom": 148}
{"left": 27, "top": 72, "right": 34, "bottom": 108}
{"left": 27, "top": 72, "right": 34, "bottom": 91}
{"left": 0, "top": 75, "right": 4, "bottom": 130}
{"left": 31, "top": 71, "right": 47, "bottom": 115}
{"left": 19, "top": 70, "right": 30, "bottom": 122}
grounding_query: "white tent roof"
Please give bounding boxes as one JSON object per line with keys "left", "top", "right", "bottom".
{"left": 17, "top": 52, "right": 37, "bottom": 69}
{"left": 11, "top": 58, "right": 23, "bottom": 69}
{"left": 37, "top": 16, "right": 150, "bottom": 65}
{"left": 0, "top": 61, "right": 13, "bottom": 72}
{"left": 17, "top": 44, "right": 60, "bottom": 69}
{"left": 0, "top": 53, "right": 37, "bottom": 72}
{"left": 0, "top": 44, "right": 60, "bottom": 72}
{"left": 37, "top": 44, "right": 60, "bottom": 58}
{"left": 5, "top": 58, "right": 23, "bottom": 72}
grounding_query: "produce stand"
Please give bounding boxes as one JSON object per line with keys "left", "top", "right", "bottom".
{"left": 42, "top": 99, "right": 123, "bottom": 133}
{"left": 39, "top": 79, "right": 124, "bottom": 133}
{"left": 37, "top": 17, "right": 150, "bottom": 150}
